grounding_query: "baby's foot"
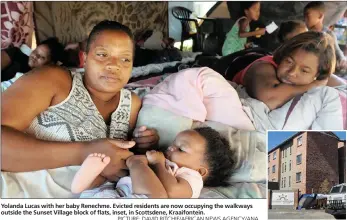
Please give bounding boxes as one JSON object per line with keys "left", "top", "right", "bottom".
{"left": 71, "top": 153, "right": 110, "bottom": 194}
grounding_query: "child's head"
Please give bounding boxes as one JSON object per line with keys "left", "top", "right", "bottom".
{"left": 84, "top": 20, "right": 135, "bottom": 93}
{"left": 273, "top": 31, "right": 336, "bottom": 86}
{"left": 304, "top": 1, "right": 325, "bottom": 30}
{"left": 166, "top": 127, "right": 235, "bottom": 187}
{"left": 241, "top": 1, "right": 261, "bottom": 21}
{"left": 277, "top": 20, "right": 308, "bottom": 43}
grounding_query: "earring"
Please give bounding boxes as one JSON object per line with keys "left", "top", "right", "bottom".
{"left": 314, "top": 77, "right": 317, "bottom": 80}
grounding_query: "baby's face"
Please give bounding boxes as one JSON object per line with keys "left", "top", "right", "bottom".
{"left": 166, "top": 130, "right": 207, "bottom": 170}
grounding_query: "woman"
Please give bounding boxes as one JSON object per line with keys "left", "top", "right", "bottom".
{"left": 1, "top": 20, "right": 158, "bottom": 198}
{"left": 1, "top": 37, "right": 64, "bottom": 81}
{"left": 232, "top": 31, "right": 345, "bottom": 110}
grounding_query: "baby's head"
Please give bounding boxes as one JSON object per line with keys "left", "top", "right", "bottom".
{"left": 273, "top": 31, "right": 336, "bottom": 85}
{"left": 304, "top": 1, "right": 325, "bottom": 30}
{"left": 166, "top": 127, "right": 235, "bottom": 187}
{"left": 277, "top": 20, "right": 308, "bottom": 43}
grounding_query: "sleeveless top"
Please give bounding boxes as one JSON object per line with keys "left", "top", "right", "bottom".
{"left": 1, "top": 72, "right": 132, "bottom": 198}
{"left": 232, "top": 55, "right": 278, "bottom": 85}
{"left": 222, "top": 16, "right": 250, "bottom": 56}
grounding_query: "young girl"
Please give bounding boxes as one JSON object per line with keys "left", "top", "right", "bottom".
{"left": 231, "top": 31, "right": 345, "bottom": 110}
{"left": 222, "top": 1, "right": 265, "bottom": 56}
{"left": 71, "top": 127, "right": 235, "bottom": 198}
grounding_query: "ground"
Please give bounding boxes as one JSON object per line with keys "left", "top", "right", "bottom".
{"left": 268, "top": 209, "right": 344, "bottom": 219}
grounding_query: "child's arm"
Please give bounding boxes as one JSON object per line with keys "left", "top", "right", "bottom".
{"left": 126, "top": 155, "right": 168, "bottom": 198}
{"left": 146, "top": 151, "right": 193, "bottom": 198}
{"left": 238, "top": 19, "right": 266, "bottom": 38}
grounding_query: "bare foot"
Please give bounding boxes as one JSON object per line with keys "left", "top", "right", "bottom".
{"left": 71, "top": 153, "right": 110, "bottom": 194}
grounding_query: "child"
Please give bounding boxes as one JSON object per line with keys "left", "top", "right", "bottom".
{"left": 277, "top": 20, "right": 308, "bottom": 43}
{"left": 304, "top": 1, "right": 347, "bottom": 73}
{"left": 71, "top": 127, "right": 235, "bottom": 198}
{"left": 222, "top": 1, "right": 266, "bottom": 56}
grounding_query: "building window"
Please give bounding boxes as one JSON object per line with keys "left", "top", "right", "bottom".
{"left": 289, "top": 176, "right": 291, "bottom": 187}
{"left": 282, "top": 163, "right": 284, "bottom": 173}
{"left": 268, "top": 167, "right": 269, "bottom": 174}
{"left": 289, "top": 160, "right": 291, "bottom": 171}
{"left": 281, "top": 178, "right": 283, "bottom": 188}
{"left": 273, "top": 152, "right": 276, "bottom": 160}
{"left": 296, "top": 172, "right": 302, "bottom": 182}
{"left": 296, "top": 154, "right": 302, "bottom": 165}
{"left": 284, "top": 162, "right": 286, "bottom": 172}
{"left": 290, "top": 146, "right": 292, "bottom": 155}
{"left": 268, "top": 155, "right": 270, "bottom": 162}
{"left": 272, "top": 165, "right": 276, "bottom": 173}
{"left": 298, "top": 136, "right": 303, "bottom": 146}
{"left": 283, "top": 151, "right": 284, "bottom": 158}
{"left": 285, "top": 149, "right": 287, "bottom": 158}
{"left": 284, "top": 177, "right": 286, "bottom": 188}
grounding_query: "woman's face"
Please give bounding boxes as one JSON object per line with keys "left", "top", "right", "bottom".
{"left": 83, "top": 30, "right": 133, "bottom": 93}
{"left": 28, "top": 44, "right": 52, "bottom": 68}
{"left": 277, "top": 48, "right": 319, "bottom": 85}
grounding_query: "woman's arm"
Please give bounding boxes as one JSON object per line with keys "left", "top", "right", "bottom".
{"left": 244, "top": 62, "right": 326, "bottom": 110}
{"left": 1, "top": 65, "right": 84, "bottom": 171}
{"left": 327, "top": 74, "right": 347, "bottom": 87}
{"left": 238, "top": 19, "right": 265, "bottom": 38}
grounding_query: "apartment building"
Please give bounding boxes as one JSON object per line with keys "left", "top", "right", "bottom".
{"left": 268, "top": 131, "right": 345, "bottom": 194}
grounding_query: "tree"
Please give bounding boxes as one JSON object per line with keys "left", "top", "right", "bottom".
{"left": 319, "top": 179, "right": 331, "bottom": 194}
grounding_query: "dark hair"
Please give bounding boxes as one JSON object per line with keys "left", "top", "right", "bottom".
{"left": 194, "top": 127, "right": 235, "bottom": 187}
{"left": 304, "top": 1, "right": 325, "bottom": 14}
{"left": 86, "top": 20, "right": 134, "bottom": 53}
{"left": 277, "top": 20, "right": 306, "bottom": 43}
{"left": 240, "top": 1, "right": 259, "bottom": 16}
{"left": 273, "top": 31, "right": 336, "bottom": 80}
{"left": 39, "top": 37, "right": 64, "bottom": 63}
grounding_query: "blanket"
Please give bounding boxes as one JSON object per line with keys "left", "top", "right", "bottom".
{"left": 143, "top": 67, "right": 255, "bottom": 131}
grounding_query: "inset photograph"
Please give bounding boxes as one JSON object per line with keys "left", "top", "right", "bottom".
{"left": 267, "top": 131, "right": 346, "bottom": 219}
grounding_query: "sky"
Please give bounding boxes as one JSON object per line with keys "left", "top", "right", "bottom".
{"left": 268, "top": 131, "right": 346, "bottom": 151}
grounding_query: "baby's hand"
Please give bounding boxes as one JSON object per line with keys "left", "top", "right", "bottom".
{"left": 146, "top": 150, "right": 165, "bottom": 165}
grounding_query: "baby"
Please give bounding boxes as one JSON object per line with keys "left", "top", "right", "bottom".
{"left": 71, "top": 127, "right": 235, "bottom": 198}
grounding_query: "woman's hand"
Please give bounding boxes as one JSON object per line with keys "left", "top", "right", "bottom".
{"left": 82, "top": 139, "right": 135, "bottom": 182}
{"left": 132, "top": 126, "right": 159, "bottom": 150}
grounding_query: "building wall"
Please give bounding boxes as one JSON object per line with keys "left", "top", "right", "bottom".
{"left": 338, "top": 141, "right": 346, "bottom": 183}
{"left": 268, "top": 148, "right": 281, "bottom": 182}
{"left": 306, "top": 133, "right": 339, "bottom": 194}
{"left": 291, "top": 132, "right": 307, "bottom": 194}
{"left": 280, "top": 141, "right": 292, "bottom": 190}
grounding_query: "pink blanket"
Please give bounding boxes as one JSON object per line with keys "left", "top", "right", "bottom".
{"left": 143, "top": 67, "right": 255, "bottom": 131}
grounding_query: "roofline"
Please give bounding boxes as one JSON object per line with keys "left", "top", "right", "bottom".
{"left": 268, "top": 132, "right": 303, "bottom": 154}
{"left": 268, "top": 131, "right": 344, "bottom": 154}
